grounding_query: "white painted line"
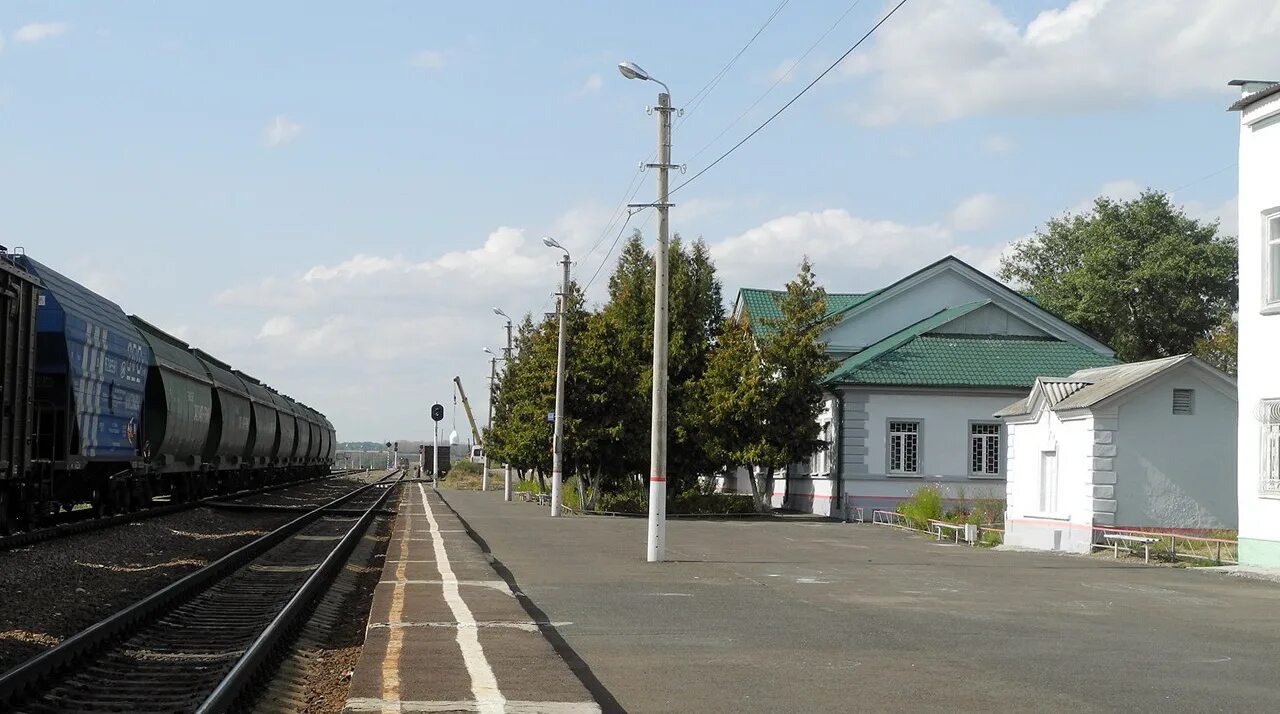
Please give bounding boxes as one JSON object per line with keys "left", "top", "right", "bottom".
{"left": 417, "top": 483, "right": 506, "bottom": 712}
{"left": 347, "top": 698, "right": 600, "bottom": 713}
{"left": 368, "top": 620, "right": 572, "bottom": 633}
{"left": 376, "top": 579, "right": 515, "bottom": 595}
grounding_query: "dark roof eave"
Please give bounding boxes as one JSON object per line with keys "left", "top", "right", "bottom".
{"left": 1229, "top": 82, "right": 1280, "bottom": 111}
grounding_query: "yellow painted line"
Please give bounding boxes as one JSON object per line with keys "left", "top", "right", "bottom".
{"left": 381, "top": 490, "right": 413, "bottom": 711}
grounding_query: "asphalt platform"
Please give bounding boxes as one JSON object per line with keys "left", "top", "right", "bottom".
{"left": 350, "top": 486, "right": 1280, "bottom": 713}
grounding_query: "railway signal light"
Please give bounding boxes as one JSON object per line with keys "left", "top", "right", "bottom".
{"left": 431, "top": 403, "right": 444, "bottom": 422}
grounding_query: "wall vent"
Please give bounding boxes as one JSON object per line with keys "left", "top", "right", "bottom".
{"left": 1172, "top": 389, "right": 1195, "bottom": 415}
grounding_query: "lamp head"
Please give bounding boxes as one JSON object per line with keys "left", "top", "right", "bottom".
{"left": 483, "top": 347, "right": 494, "bottom": 355}
{"left": 618, "top": 61, "right": 650, "bottom": 82}
{"left": 542, "top": 236, "right": 562, "bottom": 250}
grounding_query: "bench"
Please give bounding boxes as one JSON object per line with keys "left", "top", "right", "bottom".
{"left": 1098, "top": 533, "right": 1160, "bottom": 563}
{"left": 929, "top": 520, "right": 975, "bottom": 545}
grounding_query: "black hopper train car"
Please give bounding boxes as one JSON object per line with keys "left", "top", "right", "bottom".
{"left": 0, "top": 249, "right": 336, "bottom": 533}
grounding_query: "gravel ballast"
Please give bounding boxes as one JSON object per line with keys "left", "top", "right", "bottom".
{"left": 0, "top": 471, "right": 394, "bottom": 673}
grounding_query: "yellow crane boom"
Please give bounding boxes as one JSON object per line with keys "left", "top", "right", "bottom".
{"left": 453, "top": 376, "right": 483, "bottom": 445}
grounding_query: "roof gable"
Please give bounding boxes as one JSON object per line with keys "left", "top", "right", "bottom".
{"left": 825, "top": 302, "right": 1117, "bottom": 388}
{"left": 994, "top": 354, "right": 1236, "bottom": 418}
{"left": 828, "top": 256, "right": 1113, "bottom": 357}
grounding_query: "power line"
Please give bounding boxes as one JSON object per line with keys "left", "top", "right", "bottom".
{"left": 671, "top": 0, "right": 910, "bottom": 197}
{"left": 583, "top": 210, "right": 638, "bottom": 293}
{"left": 1170, "top": 163, "right": 1237, "bottom": 194}
{"left": 576, "top": 1, "right": 793, "bottom": 296}
{"left": 685, "top": 0, "right": 865, "bottom": 166}
{"left": 678, "top": 0, "right": 791, "bottom": 127}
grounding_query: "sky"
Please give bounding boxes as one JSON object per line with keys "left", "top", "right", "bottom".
{"left": 3, "top": 0, "right": 1275, "bottom": 441}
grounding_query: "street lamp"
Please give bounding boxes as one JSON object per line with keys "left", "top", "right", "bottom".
{"left": 544, "top": 237, "right": 570, "bottom": 518}
{"left": 620, "top": 59, "right": 674, "bottom": 562}
{"left": 492, "top": 308, "right": 514, "bottom": 500}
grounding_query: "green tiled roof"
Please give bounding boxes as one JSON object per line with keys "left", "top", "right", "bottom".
{"left": 824, "top": 302, "right": 1117, "bottom": 387}
{"left": 738, "top": 287, "right": 881, "bottom": 335}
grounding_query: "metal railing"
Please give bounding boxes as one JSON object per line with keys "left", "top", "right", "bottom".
{"left": 1092, "top": 526, "right": 1237, "bottom": 565}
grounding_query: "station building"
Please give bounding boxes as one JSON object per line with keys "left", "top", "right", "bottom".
{"left": 731, "top": 256, "right": 1117, "bottom": 518}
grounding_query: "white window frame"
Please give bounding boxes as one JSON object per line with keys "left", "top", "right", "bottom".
{"left": 1038, "top": 449, "right": 1059, "bottom": 514}
{"left": 968, "top": 421, "right": 1002, "bottom": 478}
{"left": 810, "top": 422, "right": 832, "bottom": 476}
{"left": 887, "top": 419, "right": 922, "bottom": 476}
{"left": 1261, "top": 399, "right": 1280, "bottom": 497}
{"left": 1265, "top": 211, "right": 1280, "bottom": 313}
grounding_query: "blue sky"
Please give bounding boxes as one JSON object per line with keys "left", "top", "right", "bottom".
{"left": 3, "top": 1, "right": 1273, "bottom": 439}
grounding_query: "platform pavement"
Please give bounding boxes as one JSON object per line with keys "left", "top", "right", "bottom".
{"left": 343, "top": 482, "right": 601, "bottom": 713}
{"left": 435, "top": 489, "right": 1280, "bottom": 714}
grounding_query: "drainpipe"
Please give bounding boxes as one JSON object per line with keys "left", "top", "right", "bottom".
{"left": 833, "top": 388, "right": 845, "bottom": 521}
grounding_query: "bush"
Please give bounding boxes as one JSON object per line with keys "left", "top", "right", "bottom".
{"left": 449, "top": 460, "right": 482, "bottom": 476}
{"left": 899, "top": 485, "right": 945, "bottom": 530}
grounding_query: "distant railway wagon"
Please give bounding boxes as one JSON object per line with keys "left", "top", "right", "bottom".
{"left": 0, "top": 250, "right": 335, "bottom": 532}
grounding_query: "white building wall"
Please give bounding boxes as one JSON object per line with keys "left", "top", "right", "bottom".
{"left": 1114, "top": 375, "right": 1237, "bottom": 530}
{"left": 1004, "top": 411, "right": 1096, "bottom": 553}
{"left": 1237, "top": 87, "right": 1280, "bottom": 566}
{"left": 836, "top": 390, "right": 1019, "bottom": 514}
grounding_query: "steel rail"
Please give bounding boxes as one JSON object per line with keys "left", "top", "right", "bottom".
{"left": 198, "top": 472, "right": 397, "bottom": 711}
{"left": 0, "top": 469, "right": 399, "bottom": 706}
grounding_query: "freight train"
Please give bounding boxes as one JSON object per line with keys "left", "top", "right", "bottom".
{"left": 0, "top": 249, "right": 336, "bottom": 533}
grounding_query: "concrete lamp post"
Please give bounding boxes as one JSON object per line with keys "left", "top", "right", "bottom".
{"left": 543, "top": 237, "right": 570, "bottom": 518}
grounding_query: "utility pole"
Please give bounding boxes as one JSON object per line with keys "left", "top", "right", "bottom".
{"left": 494, "top": 309, "right": 515, "bottom": 502}
{"left": 545, "top": 238, "right": 571, "bottom": 517}
{"left": 485, "top": 353, "right": 496, "bottom": 491}
{"left": 620, "top": 60, "right": 674, "bottom": 562}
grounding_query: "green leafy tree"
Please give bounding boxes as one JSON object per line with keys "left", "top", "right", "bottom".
{"left": 999, "top": 190, "right": 1238, "bottom": 362}
{"left": 1193, "top": 315, "right": 1238, "bottom": 376}
{"left": 753, "top": 257, "right": 840, "bottom": 507}
{"left": 699, "top": 315, "right": 768, "bottom": 507}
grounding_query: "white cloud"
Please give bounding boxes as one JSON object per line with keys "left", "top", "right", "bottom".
{"left": 948, "top": 193, "right": 1003, "bottom": 231}
{"left": 410, "top": 49, "right": 446, "bottom": 71}
{"left": 1184, "top": 195, "right": 1238, "bottom": 238}
{"left": 1063, "top": 179, "right": 1143, "bottom": 215}
{"left": 847, "top": 0, "right": 1280, "bottom": 125}
{"left": 258, "top": 315, "right": 296, "bottom": 338}
{"left": 262, "top": 115, "right": 302, "bottom": 148}
{"left": 579, "top": 73, "right": 603, "bottom": 94}
{"left": 13, "top": 22, "right": 68, "bottom": 44}
{"left": 708, "top": 208, "right": 987, "bottom": 290}
{"left": 980, "top": 134, "right": 1014, "bottom": 155}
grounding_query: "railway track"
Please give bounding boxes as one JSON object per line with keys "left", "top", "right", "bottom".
{"left": 0, "top": 470, "right": 360, "bottom": 553}
{"left": 0, "top": 470, "right": 401, "bottom": 713}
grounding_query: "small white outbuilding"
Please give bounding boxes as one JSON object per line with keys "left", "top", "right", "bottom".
{"left": 995, "top": 355, "right": 1237, "bottom": 554}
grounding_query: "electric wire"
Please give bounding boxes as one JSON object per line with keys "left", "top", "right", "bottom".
{"left": 685, "top": 0, "right": 865, "bottom": 166}
{"left": 677, "top": 0, "right": 791, "bottom": 127}
{"left": 576, "top": 0, "right": 792, "bottom": 273}
{"left": 671, "top": 0, "right": 910, "bottom": 197}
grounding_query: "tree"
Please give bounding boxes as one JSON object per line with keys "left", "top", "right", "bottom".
{"left": 999, "top": 190, "right": 1238, "bottom": 362}
{"left": 700, "top": 315, "right": 768, "bottom": 507}
{"left": 753, "top": 257, "right": 840, "bottom": 507}
{"left": 1193, "top": 315, "right": 1238, "bottom": 376}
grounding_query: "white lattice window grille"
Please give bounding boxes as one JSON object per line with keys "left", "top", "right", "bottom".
{"left": 810, "top": 422, "right": 832, "bottom": 475}
{"left": 1261, "top": 399, "right": 1280, "bottom": 496}
{"left": 888, "top": 420, "right": 920, "bottom": 474}
{"left": 1267, "top": 214, "right": 1280, "bottom": 309}
{"left": 1172, "top": 389, "right": 1195, "bottom": 415}
{"left": 970, "top": 423, "right": 1001, "bottom": 476}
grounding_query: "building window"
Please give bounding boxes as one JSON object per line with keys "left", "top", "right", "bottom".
{"left": 1268, "top": 214, "right": 1280, "bottom": 309}
{"left": 970, "top": 423, "right": 1001, "bottom": 476}
{"left": 1172, "top": 389, "right": 1195, "bottom": 415}
{"left": 1262, "top": 399, "right": 1280, "bottom": 496}
{"left": 810, "top": 422, "right": 831, "bottom": 475}
{"left": 888, "top": 420, "right": 920, "bottom": 474}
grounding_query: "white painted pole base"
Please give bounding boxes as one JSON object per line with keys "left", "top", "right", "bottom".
{"left": 551, "top": 470, "right": 562, "bottom": 517}
{"left": 503, "top": 464, "right": 512, "bottom": 501}
{"left": 646, "top": 477, "right": 666, "bottom": 562}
